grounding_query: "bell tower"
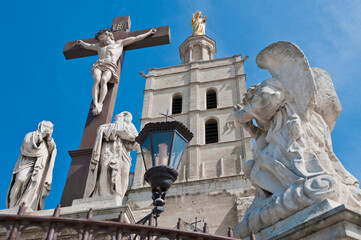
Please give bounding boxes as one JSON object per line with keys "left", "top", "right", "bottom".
{"left": 126, "top": 13, "right": 254, "bottom": 236}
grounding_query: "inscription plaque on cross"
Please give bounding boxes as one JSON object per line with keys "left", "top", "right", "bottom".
{"left": 60, "top": 16, "right": 170, "bottom": 206}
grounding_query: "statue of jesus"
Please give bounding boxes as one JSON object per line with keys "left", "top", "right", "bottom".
{"left": 78, "top": 28, "right": 156, "bottom": 115}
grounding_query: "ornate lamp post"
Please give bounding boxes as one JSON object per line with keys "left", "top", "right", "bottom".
{"left": 135, "top": 121, "right": 193, "bottom": 219}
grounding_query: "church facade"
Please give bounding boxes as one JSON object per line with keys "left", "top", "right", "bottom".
{"left": 126, "top": 33, "right": 255, "bottom": 235}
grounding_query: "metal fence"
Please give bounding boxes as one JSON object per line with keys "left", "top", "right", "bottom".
{"left": 0, "top": 203, "right": 255, "bottom": 240}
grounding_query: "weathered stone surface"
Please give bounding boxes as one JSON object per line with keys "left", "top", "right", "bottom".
{"left": 234, "top": 41, "right": 361, "bottom": 238}
{"left": 248, "top": 199, "right": 361, "bottom": 240}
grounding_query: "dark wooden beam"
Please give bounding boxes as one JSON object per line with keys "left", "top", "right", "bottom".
{"left": 63, "top": 26, "right": 170, "bottom": 60}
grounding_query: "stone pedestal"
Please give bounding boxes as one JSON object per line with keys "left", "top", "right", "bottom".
{"left": 179, "top": 35, "right": 216, "bottom": 64}
{"left": 246, "top": 199, "right": 361, "bottom": 240}
{"left": 71, "top": 195, "right": 124, "bottom": 209}
{"left": 0, "top": 195, "right": 136, "bottom": 223}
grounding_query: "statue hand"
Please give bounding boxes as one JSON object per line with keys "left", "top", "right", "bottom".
{"left": 150, "top": 28, "right": 157, "bottom": 34}
{"left": 77, "top": 40, "right": 83, "bottom": 46}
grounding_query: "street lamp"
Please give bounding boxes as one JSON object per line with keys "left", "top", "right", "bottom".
{"left": 135, "top": 121, "right": 193, "bottom": 219}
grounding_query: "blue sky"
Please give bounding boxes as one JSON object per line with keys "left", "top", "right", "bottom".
{"left": 1, "top": 1, "right": 361, "bottom": 210}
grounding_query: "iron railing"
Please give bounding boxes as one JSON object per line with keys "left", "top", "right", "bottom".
{"left": 0, "top": 203, "right": 256, "bottom": 240}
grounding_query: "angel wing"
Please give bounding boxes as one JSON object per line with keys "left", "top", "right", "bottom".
{"left": 312, "top": 67, "right": 342, "bottom": 131}
{"left": 256, "top": 41, "right": 316, "bottom": 121}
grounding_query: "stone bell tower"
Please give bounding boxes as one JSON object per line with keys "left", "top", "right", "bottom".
{"left": 126, "top": 13, "right": 254, "bottom": 236}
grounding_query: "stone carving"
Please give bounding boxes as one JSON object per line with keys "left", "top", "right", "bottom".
{"left": 111, "top": 22, "right": 128, "bottom": 32}
{"left": 236, "top": 197, "right": 254, "bottom": 223}
{"left": 7, "top": 121, "right": 57, "bottom": 211}
{"left": 233, "top": 41, "right": 361, "bottom": 238}
{"left": 84, "top": 111, "right": 138, "bottom": 199}
{"left": 77, "top": 28, "right": 156, "bottom": 115}
{"left": 191, "top": 11, "right": 207, "bottom": 36}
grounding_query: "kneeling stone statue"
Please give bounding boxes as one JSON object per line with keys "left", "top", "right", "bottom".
{"left": 84, "top": 111, "right": 138, "bottom": 199}
{"left": 234, "top": 41, "right": 361, "bottom": 238}
{"left": 7, "top": 121, "right": 57, "bottom": 211}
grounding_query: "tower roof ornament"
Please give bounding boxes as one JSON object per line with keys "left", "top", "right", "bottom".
{"left": 191, "top": 11, "right": 207, "bottom": 36}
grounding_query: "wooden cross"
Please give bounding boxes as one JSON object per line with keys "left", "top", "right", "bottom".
{"left": 60, "top": 16, "right": 170, "bottom": 206}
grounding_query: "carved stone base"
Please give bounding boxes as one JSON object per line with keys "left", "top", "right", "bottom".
{"left": 245, "top": 199, "right": 361, "bottom": 240}
{"left": 72, "top": 195, "right": 124, "bottom": 210}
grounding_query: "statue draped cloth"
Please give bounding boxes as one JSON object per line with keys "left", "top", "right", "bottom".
{"left": 243, "top": 78, "right": 359, "bottom": 194}
{"left": 84, "top": 119, "right": 138, "bottom": 198}
{"left": 7, "top": 131, "right": 56, "bottom": 210}
{"left": 192, "top": 16, "right": 206, "bottom": 35}
{"left": 91, "top": 59, "right": 119, "bottom": 84}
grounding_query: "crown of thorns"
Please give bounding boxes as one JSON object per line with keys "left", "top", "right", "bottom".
{"left": 95, "top": 28, "right": 114, "bottom": 41}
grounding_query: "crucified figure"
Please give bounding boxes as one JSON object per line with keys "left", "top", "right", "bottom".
{"left": 77, "top": 28, "right": 156, "bottom": 115}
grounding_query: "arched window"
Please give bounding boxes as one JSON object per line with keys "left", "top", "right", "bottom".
{"left": 172, "top": 95, "right": 182, "bottom": 114}
{"left": 205, "top": 119, "right": 218, "bottom": 144}
{"left": 206, "top": 89, "right": 217, "bottom": 109}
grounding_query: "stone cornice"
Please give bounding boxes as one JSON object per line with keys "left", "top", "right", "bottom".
{"left": 143, "top": 74, "right": 246, "bottom": 93}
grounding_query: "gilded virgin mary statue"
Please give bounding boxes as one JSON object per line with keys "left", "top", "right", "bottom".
{"left": 191, "top": 11, "right": 207, "bottom": 36}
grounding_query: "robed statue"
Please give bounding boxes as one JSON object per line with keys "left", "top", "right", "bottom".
{"left": 7, "top": 121, "right": 57, "bottom": 211}
{"left": 191, "top": 11, "right": 207, "bottom": 36}
{"left": 234, "top": 41, "right": 361, "bottom": 237}
{"left": 84, "top": 111, "right": 138, "bottom": 199}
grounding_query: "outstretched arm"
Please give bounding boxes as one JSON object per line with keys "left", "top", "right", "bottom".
{"left": 234, "top": 104, "right": 261, "bottom": 139}
{"left": 203, "top": 16, "right": 207, "bottom": 23}
{"left": 121, "top": 28, "right": 156, "bottom": 46}
{"left": 77, "top": 40, "right": 99, "bottom": 51}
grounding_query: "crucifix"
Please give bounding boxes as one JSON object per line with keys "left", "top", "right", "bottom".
{"left": 60, "top": 16, "right": 170, "bottom": 206}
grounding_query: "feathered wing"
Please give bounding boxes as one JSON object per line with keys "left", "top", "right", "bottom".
{"left": 256, "top": 41, "right": 316, "bottom": 121}
{"left": 312, "top": 67, "right": 342, "bottom": 131}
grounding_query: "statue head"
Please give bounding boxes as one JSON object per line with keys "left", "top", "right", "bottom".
{"left": 95, "top": 29, "right": 115, "bottom": 45}
{"left": 195, "top": 11, "right": 202, "bottom": 19}
{"left": 37, "top": 121, "right": 54, "bottom": 140}
{"left": 115, "top": 111, "right": 133, "bottom": 124}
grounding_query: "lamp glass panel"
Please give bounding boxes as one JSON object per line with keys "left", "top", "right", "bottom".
{"left": 151, "top": 131, "right": 174, "bottom": 166}
{"left": 170, "top": 132, "right": 187, "bottom": 170}
{"left": 140, "top": 135, "right": 152, "bottom": 171}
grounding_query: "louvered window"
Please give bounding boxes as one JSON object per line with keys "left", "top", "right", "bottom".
{"left": 172, "top": 95, "right": 182, "bottom": 114}
{"left": 205, "top": 119, "right": 218, "bottom": 144}
{"left": 206, "top": 89, "right": 217, "bottom": 109}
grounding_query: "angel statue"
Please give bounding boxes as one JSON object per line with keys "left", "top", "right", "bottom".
{"left": 233, "top": 41, "right": 361, "bottom": 238}
{"left": 191, "top": 11, "right": 207, "bottom": 36}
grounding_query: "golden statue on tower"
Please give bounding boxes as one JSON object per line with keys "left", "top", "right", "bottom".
{"left": 191, "top": 11, "right": 207, "bottom": 36}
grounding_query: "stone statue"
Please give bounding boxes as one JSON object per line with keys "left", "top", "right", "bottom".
{"left": 7, "top": 121, "right": 57, "bottom": 211}
{"left": 191, "top": 11, "right": 207, "bottom": 36}
{"left": 233, "top": 41, "right": 361, "bottom": 237}
{"left": 77, "top": 28, "right": 156, "bottom": 115}
{"left": 84, "top": 111, "right": 138, "bottom": 198}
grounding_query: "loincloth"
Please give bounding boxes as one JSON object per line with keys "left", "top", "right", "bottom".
{"left": 91, "top": 60, "right": 119, "bottom": 84}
